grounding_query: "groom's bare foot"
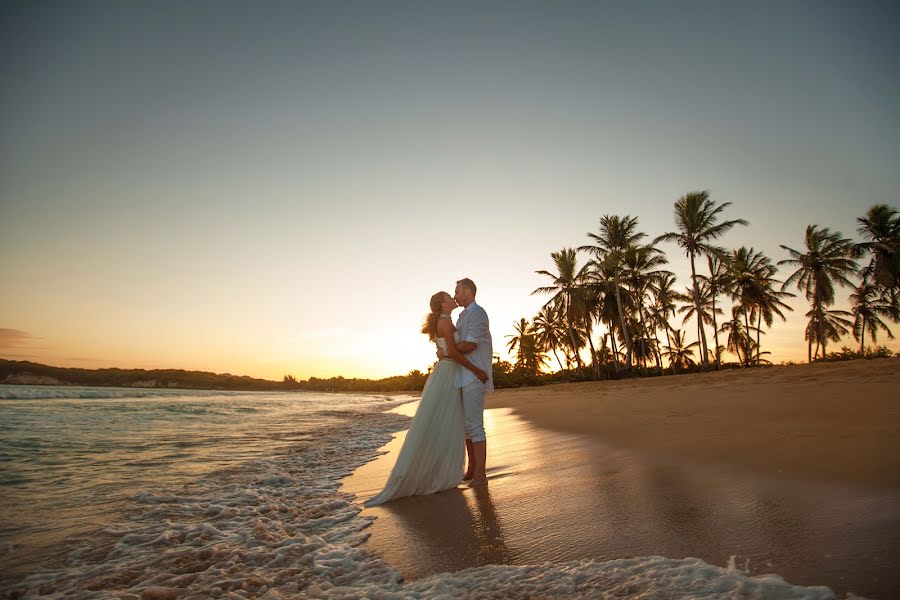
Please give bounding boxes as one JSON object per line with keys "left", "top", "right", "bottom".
{"left": 467, "top": 477, "right": 487, "bottom": 488}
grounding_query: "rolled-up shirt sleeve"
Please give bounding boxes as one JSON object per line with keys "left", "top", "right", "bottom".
{"left": 464, "top": 308, "right": 490, "bottom": 344}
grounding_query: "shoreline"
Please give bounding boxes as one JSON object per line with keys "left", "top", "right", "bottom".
{"left": 344, "top": 358, "right": 900, "bottom": 598}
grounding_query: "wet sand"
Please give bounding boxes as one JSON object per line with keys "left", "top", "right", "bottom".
{"left": 342, "top": 359, "right": 900, "bottom": 599}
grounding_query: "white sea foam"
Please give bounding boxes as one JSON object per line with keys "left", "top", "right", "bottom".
{"left": 1, "top": 403, "right": 852, "bottom": 600}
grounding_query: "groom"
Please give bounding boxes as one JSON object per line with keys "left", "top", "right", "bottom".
{"left": 448, "top": 277, "right": 493, "bottom": 487}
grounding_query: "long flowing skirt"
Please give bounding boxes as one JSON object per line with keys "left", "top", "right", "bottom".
{"left": 365, "top": 359, "right": 465, "bottom": 506}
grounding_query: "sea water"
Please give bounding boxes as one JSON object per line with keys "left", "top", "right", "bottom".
{"left": 0, "top": 384, "right": 841, "bottom": 599}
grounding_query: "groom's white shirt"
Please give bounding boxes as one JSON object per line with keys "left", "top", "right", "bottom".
{"left": 454, "top": 301, "right": 493, "bottom": 393}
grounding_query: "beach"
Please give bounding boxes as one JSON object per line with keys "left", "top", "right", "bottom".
{"left": 344, "top": 358, "right": 900, "bottom": 599}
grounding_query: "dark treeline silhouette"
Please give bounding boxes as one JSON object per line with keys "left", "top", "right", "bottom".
{"left": 513, "top": 194, "right": 899, "bottom": 380}
{"left": 0, "top": 359, "right": 430, "bottom": 393}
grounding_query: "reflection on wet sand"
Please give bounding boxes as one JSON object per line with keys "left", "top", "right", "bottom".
{"left": 343, "top": 407, "right": 900, "bottom": 598}
{"left": 362, "top": 485, "right": 512, "bottom": 577}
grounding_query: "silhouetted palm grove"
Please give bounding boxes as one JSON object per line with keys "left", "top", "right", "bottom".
{"left": 509, "top": 193, "right": 899, "bottom": 380}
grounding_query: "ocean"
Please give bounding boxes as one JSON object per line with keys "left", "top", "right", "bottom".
{"left": 0, "top": 384, "right": 840, "bottom": 599}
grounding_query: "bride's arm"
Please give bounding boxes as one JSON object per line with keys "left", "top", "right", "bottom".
{"left": 436, "top": 318, "right": 488, "bottom": 383}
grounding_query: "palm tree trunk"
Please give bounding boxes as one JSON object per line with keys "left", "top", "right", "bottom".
{"left": 860, "top": 320, "right": 866, "bottom": 355}
{"left": 756, "top": 311, "right": 763, "bottom": 366}
{"left": 663, "top": 323, "right": 673, "bottom": 375}
{"left": 743, "top": 310, "right": 752, "bottom": 367}
{"left": 609, "top": 326, "right": 621, "bottom": 373}
{"left": 710, "top": 284, "right": 721, "bottom": 370}
{"left": 565, "top": 294, "right": 584, "bottom": 376}
{"left": 551, "top": 347, "right": 564, "bottom": 371}
{"left": 584, "top": 316, "right": 598, "bottom": 380}
{"left": 689, "top": 252, "right": 709, "bottom": 366}
{"left": 613, "top": 276, "right": 633, "bottom": 368}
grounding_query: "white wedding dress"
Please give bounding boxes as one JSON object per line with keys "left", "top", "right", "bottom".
{"left": 365, "top": 334, "right": 466, "bottom": 506}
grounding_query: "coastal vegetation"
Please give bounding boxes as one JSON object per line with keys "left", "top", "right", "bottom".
{"left": 515, "top": 196, "right": 899, "bottom": 379}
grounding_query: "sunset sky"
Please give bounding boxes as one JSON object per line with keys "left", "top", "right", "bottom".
{"left": 2, "top": 1, "right": 899, "bottom": 380}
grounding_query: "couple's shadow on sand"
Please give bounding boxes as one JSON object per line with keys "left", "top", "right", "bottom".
{"left": 366, "top": 483, "right": 512, "bottom": 577}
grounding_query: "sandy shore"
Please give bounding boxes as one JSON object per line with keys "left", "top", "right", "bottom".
{"left": 489, "top": 357, "right": 900, "bottom": 489}
{"left": 343, "top": 358, "right": 900, "bottom": 598}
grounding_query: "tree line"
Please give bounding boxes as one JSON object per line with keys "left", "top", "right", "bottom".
{"left": 507, "top": 193, "right": 899, "bottom": 380}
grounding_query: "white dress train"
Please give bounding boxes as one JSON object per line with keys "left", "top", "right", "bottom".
{"left": 365, "top": 336, "right": 466, "bottom": 506}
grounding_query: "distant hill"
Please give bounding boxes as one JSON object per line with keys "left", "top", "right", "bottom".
{"left": 0, "top": 359, "right": 428, "bottom": 393}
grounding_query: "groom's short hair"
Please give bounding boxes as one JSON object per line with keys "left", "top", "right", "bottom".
{"left": 456, "top": 278, "right": 477, "bottom": 295}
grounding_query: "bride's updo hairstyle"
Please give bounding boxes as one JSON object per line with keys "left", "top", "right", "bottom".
{"left": 421, "top": 291, "right": 446, "bottom": 341}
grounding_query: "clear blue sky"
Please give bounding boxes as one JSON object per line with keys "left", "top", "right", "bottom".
{"left": 2, "top": 1, "right": 898, "bottom": 378}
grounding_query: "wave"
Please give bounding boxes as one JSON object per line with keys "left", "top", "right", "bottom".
{"left": 0, "top": 410, "right": 846, "bottom": 600}
{"left": 0, "top": 385, "right": 252, "bottom": 401}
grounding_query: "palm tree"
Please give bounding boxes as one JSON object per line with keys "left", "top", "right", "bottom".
{"left": 804, "top": 307, "right": 853, "bottom": 360}
{"left": 719, "top": 308, "right": 755, "bottom": 366}
{"left": 678, "top": 281, "right": 721, "bottom": 355}
{"left": 850, "top": 282, "right": 896, "bottom": 354}
{"left": 656, "top": 191, "right": 748, "bottom": 367}
{"left": 698, "top": 255, "right": 732, "bottom": 368}
{"left": 856, "top": 204, "right": 900, "bottom": 297}
{"left": 532, "top": 303, "right": 566, "bottom": 371}
{"left": 518, "top": 331, "right": 549, "bottom": 376}
{"left": 621, "top": 244, "right": 670, "bottom": 372}
{"left": 661, "top": 329, "right": 699, "bottom": 373}
{"left": 533, "top": 248, "right": 591, "bottom": 376}
{"left": 780, "top": 226, "right": 859, "bottom": 362}
{"left": 580, "top": 215, "right": 647, "bottom": 368}
{"left": 648, "top": 272, "right": 680, "bottom": 368}
{"left": 505, "top": 318, "right": 532, "bottom": 365}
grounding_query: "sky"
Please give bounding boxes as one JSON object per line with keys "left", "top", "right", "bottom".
{"left": 1, "top": 1, "right": 899, "bottom": 380}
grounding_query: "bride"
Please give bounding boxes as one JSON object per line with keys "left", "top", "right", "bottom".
{"left": 365, "top": 291, "right": 489, "bottom": 507}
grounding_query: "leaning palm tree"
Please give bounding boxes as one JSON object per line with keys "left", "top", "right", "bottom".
{"left": 850, "top": 282, "right": 896, "bottom": 354}
{"left": 780, "top": 226, "right": 859, "bottom": 362}
{"left": 533, "top": 248, "right": 591, "bottom": 376}
{"left": 532, "top": 303, "right": 567, "bottom": 371}
{"left": 655, "top": 191, "right": 748, "bottom": 367}
{"left": 856, "top": 204, "right": 900, "bottom": 297}
{"left": 661, "top": 329, "right": 699, "bottom": 374}
{"left": 580, "top": 215, "right": 647, "bottom": 368}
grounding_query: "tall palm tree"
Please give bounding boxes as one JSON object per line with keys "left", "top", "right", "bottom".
{"left": 532, "top": 303, "right": 566, "bottom": 371}
{"left": 850, "top": 282, "right": 896, "bottom": 354}
{"left": 656, "top": 191, "right": 748, "bottom": 367}
{"left": 648, "top": 272, "right": 680, "bottom": 368}
{"left": 533, "top": 248, "right": 591, "bottom": 376}
{"left": 580, "top": 215, "right": 646, "bottom": 368}
{"left": 780, "top": 226, "right": 859, "bottom": 362}
{"left": 856, "top": 204, "right": 900, "bottom": 298}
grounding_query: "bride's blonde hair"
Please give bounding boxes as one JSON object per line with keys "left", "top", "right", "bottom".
{"left": 421, "top": 291, "right": 447, "bottom": 341}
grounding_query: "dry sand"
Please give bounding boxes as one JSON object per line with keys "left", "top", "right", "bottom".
{"left": 343, "top": 358, "right": 900, "bottom": 598}
{"left": 488, "top": 357, "right": 900, "bottom": 489}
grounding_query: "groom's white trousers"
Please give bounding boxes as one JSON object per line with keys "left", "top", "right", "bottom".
{"left": 461, "top": 380, "right": 486, "bottom": 443}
